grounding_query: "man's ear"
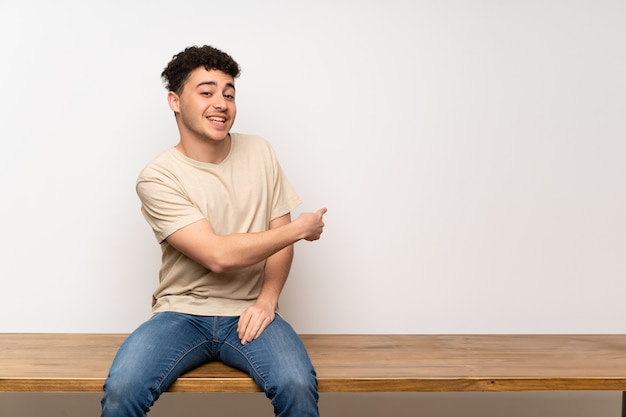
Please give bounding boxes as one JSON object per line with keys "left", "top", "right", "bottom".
{"left": 167, "top": 91, "right": 181, "bottom": 113}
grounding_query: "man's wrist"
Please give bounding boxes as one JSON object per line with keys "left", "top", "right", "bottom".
{"left": 255, "top": 297, "right": 278, "bottom": 311}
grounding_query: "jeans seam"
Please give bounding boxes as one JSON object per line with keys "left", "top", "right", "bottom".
{"left": 152, "top": 339, "right": 209, "bottom": 394}
{"left": 223, "top": 340, "right": 271, "bottom": 394}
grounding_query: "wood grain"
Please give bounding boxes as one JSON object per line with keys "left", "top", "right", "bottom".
{"left": 2, "top": 334, "right": 626, "bottom": 393}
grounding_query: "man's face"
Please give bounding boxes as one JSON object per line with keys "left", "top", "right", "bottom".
{"left": 169, "top": 67, "right": 237, "bottom": 143}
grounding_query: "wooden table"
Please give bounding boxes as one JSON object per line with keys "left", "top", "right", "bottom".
{"left": 2, "top": 334, "right": 626, "bottom": 414}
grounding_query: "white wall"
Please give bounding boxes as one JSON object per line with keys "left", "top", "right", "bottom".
{"left": 1, "top": 0, "right": 625, "bottom": 415}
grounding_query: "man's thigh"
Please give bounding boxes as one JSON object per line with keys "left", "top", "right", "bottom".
{"left": 218, "top": 315, "right": 316, "bottom": 391}
{"left": 106, "top": 312, "right": 214, "bottom": 392}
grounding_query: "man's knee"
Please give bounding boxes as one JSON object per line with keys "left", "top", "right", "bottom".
{"left": 274, "top": 364, "right": 318, "bottom": 395}
{"left": 269, "top": 370, "right": 319, "bottom": 417}
{"left": 101, "top": 373, "right": 155, "bottom": 417}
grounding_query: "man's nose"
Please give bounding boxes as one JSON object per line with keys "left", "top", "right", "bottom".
{"left": 213, "top": 95, "right": 227, "bottom": 110}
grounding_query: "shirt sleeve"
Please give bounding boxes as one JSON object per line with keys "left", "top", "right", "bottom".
{"left": 270, "top": 160, "right": 302, "bottom": 221}
{"left": 264, "top": 140, "right": 301, "bottom": 221}
{"left": 136, "top": 168, "right": 205, "bottom": 243}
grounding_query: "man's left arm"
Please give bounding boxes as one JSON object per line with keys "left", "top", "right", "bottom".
{"left": 237, "top": 212, "right": 294, "bottom": 345}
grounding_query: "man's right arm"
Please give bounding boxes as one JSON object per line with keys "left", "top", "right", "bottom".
{"left": 165, "top": 208, "right": 327, "bottom": 273}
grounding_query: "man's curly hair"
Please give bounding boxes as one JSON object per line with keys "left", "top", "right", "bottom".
{"left": 161, "top": 45, "right": 241, "bottom": 94}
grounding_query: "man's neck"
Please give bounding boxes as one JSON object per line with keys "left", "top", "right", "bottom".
{"left": 175, "top": 134, "right": 231, "bottom": 164}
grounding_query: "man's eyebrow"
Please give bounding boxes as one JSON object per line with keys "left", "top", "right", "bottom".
{"left": 196, "top": 81, "right": 236, "bottom": 90}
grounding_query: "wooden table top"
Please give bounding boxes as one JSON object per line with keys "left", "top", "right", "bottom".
{"left": 2, "top": 333, "right": 626, "bottom": 393}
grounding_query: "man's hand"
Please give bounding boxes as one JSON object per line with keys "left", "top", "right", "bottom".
{"left": 236, "top": 208, "right": 327, "bottom": 345}
{"left": 296, "top": 208, "right": 327, "bottom": 241}
{"left": 237, "top": 301, "right": 276, "bottom": 345}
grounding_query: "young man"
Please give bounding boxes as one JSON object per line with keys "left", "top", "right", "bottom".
{"left": 101, "top": 45, "right": 327, "bottom": 417}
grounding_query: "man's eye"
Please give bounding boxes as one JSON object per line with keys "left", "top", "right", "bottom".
{"left": 224, "top": 94, "right": 235, "bottom": 100}
{"left": 200, "top": 92, "right": 212, "bottom": 96}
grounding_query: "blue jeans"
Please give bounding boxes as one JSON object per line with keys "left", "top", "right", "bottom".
{"left": 101, "top": 312, "right": 319, "bottom": 417}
